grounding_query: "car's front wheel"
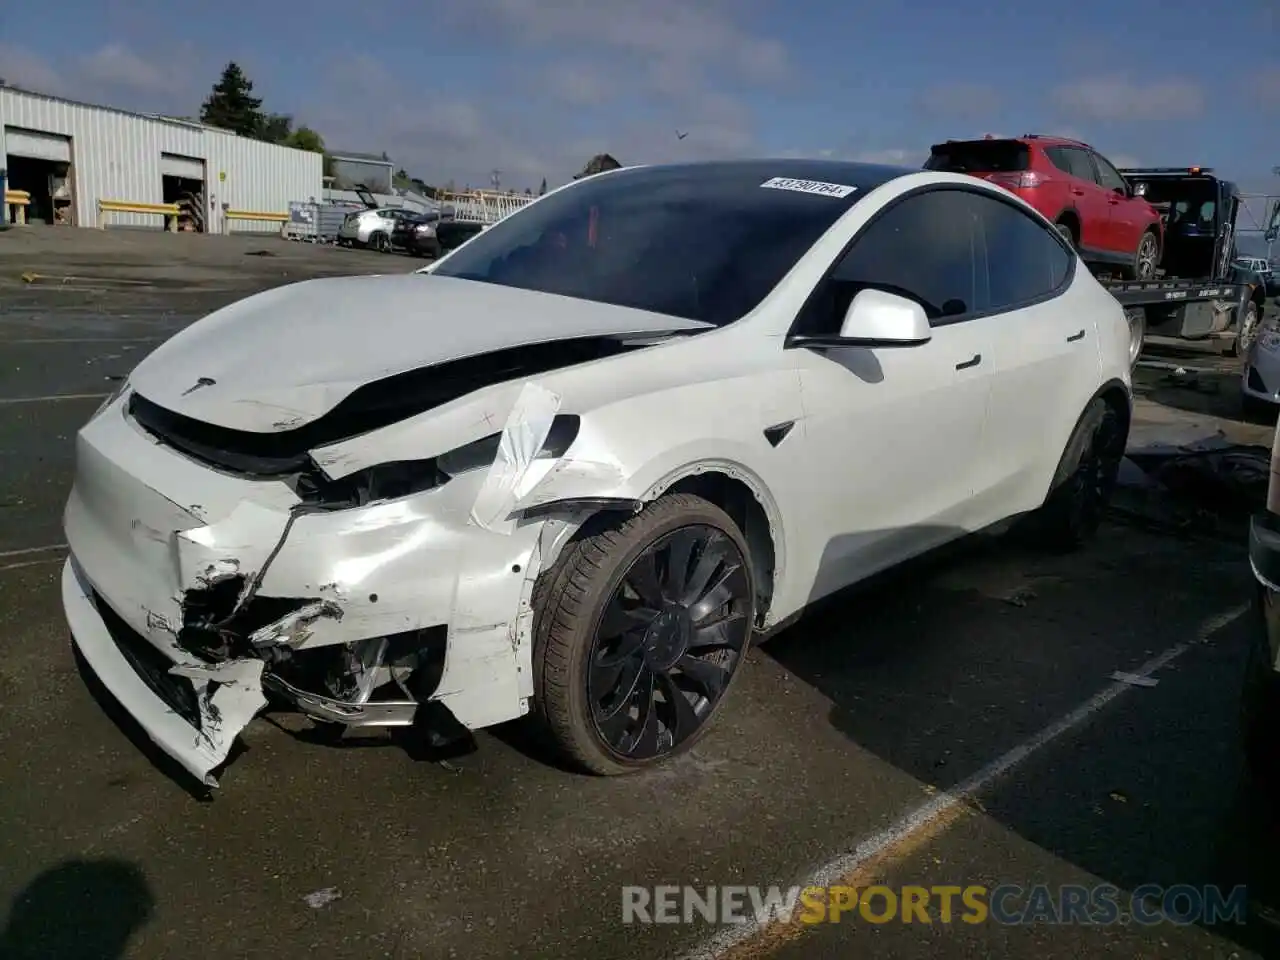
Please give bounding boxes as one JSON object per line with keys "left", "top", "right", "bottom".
{"left": 532, "top": 494, "right": 756, "bottom": 775}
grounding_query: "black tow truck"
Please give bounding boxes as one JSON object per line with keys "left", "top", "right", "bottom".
{"left": 1106, "top": 166, "right": 1267, "bottom": 359}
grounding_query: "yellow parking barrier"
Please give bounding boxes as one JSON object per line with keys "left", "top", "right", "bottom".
{"left": 224, "top": 209, "right": 290, "bottom": 237}
{"left": 4, "top": 189, "right": 30, "bottom": 226}
{"left": 97, "top": 199, "right": 181, "bottom": 232}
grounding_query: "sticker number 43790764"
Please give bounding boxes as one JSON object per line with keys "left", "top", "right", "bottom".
{"left": 759, "top": 177, "right": 857, "bottom": 198}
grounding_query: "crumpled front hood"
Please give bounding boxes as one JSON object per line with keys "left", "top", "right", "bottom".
{"left": 128, "top": 273, "right": 711, "bottom": 432}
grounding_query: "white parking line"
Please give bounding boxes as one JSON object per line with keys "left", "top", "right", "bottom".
{"left": 0, "top": 557, "right": 64, "bottom": 573}
{"left": 687, "top": 601, "right": 1251, "bottom": 960}
{"left": 0, "top": 544, "right": 68, "bottom": 559}
{"left": 0, "top": 392, "right": 109, "bottom": 405}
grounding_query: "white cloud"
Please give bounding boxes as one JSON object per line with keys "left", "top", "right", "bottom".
{"left": 79, "top": 43, "right": 169, "bottom": 93}
{"left": 1051, "top": 76, "right": 1205, "bottom": 122}
{"left": 849, "top": 147, "right": 922, "bottom": 166}
{"left": 1250, "top": 67, "right": 1280, "bottom": 109}
{"left": 0, "top": 8, "right": 779, "bottom": 190}
{"left": 436, "top": 0, "right": 788, "bottom": 85}
{"left": 0, "top": 41, "right": 206, "bottom": 114}
{"left": 544, "top": 61, "right": 614, "bottom": 106}
{"left": 917, "top": 83, "right": 1001, "bottom": 119}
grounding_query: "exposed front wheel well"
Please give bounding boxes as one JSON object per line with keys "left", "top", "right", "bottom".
{"left": 664, "top": 472, "right": 777, "bottom": 622}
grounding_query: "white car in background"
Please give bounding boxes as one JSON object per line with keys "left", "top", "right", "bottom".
{"left": 62, "top": 159, "right": 1134, "bottom": 788}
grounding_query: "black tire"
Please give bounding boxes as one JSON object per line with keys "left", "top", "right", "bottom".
{"left": 1127, "top": 229, "right": 1160, "bottom": 281}
{"left": 1125, "top": 308, "right": 1146, "bottom": 371}
{"left": 1033, "top": 398, "right": 1128, "bottom": 551}
{"left": 1242, "top": 590, "right": 1280, "bottom": 786}
{"left": 369, "top": 231, "right": 389, "bottom": 253}
{"left": 532, "top": 493, "right": 756, "bottom": 775}
{"left": 1054, "top": 220, "right": 1077, "bottom": 249}
{"left": 1241, "top": 391, "right": 1278, "bottom": 424}
{"left": 1232, "top": 299, "right": 1261, "bottom": 358}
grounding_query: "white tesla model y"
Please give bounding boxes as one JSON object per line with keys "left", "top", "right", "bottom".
{"left": 62, "top": 159, "right": 1134, "bottom": 786}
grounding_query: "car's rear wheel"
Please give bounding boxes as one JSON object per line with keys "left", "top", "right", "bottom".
{"left": 1033, "top": 398, "right": 1128, "bottom": 551}
{"left": 369, "top": 231, "right": 390, "bottom": 253}
{"left": 1126, "top": 308, "right": 1146, "bottom": 370}
{"left": 1128, "top": 229, "right": 1159, "bottom": 281}
{"left": 1054, "top": 220, "right": 1076, "bottom": 249}
{"left": 532, "top": 494, "right": 755, "bottom": 775}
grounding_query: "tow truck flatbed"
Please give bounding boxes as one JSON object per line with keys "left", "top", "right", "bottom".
{"left": 1100, "top": 277, "right": 1242, "bottom": 308}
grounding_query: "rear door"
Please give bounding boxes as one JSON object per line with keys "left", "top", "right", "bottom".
{"left": 1090, "top": 150, "right": 1144, "bottom": 255}
{"left": 975, "top": 190, "right": 1103, "bottom": 515}
{"left": 1056, "top": 146, "right": 1112, "bottom": 252}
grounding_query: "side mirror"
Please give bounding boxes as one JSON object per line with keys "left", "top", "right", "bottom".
{"left": 789, "top": 289, "right": 932, "bottom": 349}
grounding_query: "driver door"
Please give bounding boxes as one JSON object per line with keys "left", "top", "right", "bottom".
{"left": 786, "top": 188, "right": 996, "bottom": 600}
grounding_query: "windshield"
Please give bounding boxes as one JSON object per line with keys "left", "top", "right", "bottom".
{"left": 428, "top": 163, "right": 874, "bottom": 327}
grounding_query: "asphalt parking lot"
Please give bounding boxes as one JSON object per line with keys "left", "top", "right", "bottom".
{"left": 2, "top": 227, "right": 1279, "bottom": 960}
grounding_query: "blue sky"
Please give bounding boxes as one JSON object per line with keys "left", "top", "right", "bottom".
{"left": 1, "top": 0, "right": 1278, "bottom": 220}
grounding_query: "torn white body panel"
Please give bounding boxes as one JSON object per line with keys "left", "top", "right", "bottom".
{"left": 63, "top": 559, "right": 267, "bottom": 787}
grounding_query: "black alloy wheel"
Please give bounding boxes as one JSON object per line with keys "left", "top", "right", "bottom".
{"left": 586, "top": 524, "right": 752, "bottom": 761}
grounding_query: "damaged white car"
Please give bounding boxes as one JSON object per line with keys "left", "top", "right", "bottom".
{"left": 63, "top": 160, "right": 1135, "bottom": 787}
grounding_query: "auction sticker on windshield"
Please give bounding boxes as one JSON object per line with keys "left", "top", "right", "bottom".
{"left": 760, "top": 177, "right": 857, "bottom": 198}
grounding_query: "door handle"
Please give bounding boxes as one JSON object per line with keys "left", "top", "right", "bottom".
{"left": 1071, "top": 188, "right": 1084, "bottom": 196}
{"left": 955, "top": 354, "right": 981, "bottom": 369}
{"left": 1067, "top": 329, "right": 1085, "bottom": 342}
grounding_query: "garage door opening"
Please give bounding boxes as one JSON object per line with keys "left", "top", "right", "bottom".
{"left": 5, "top": 127, "right": 75, "bottom": 225}
{"left": 160, "top": 153, "right": 206, "bottom": 232}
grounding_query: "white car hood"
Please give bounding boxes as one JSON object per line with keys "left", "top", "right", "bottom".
{"left": 128, "top": 274, "right": 711, "bottom": 432}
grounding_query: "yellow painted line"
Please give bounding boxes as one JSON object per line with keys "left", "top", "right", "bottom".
{"left": 683, "top": 601, "right": 1251, "bottom": 959}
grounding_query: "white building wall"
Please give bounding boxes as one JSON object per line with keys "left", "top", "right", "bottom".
{"left": 0, "top": 86, "right": 322, "bottom": 233}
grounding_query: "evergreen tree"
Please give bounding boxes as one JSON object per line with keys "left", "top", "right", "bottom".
{"left": 200, "top": 62, "right": 265, "bottom": 137}
{"left": 538, "top": 177, "right": 548, "bottom": 195}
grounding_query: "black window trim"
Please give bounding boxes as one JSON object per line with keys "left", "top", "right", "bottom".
{"left": 784, "top": 182, "right": 1077, "bottom": 341}
{"left": 1063, "top": 146, "right": 1100, "bottom": 186}
{"left": 1090, "top": 151, "right": 1128, "bottom": 193}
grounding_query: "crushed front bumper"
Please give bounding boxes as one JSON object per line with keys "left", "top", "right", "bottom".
{"left": 62, "top": 391, "right": 560, "bottom": 786}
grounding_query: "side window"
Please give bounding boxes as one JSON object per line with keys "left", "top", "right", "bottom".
{"left": 1062, "top": 147, "right": 1098, "bottom": 183}
{"left": 977, "top": 193, "right": 1073, "bottom": 309}
{"left": 804, "top": 190, "right": 981, "bottom": 332}
{"left": 1091, "top": 153, "right": 1128, "bottom": 193}
{"left": 1044, "top": 147, "right": 1073, "bottom": 177}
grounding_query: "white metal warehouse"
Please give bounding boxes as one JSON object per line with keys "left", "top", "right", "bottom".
{"left": 0, "top": 83, "right": 322, "bottom": 234}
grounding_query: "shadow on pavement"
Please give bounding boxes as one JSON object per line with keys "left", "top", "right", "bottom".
{"left": 763, "top": 516, "right": 1280, "bottom": 954}
{"left": 0, "top": 859, "right": 152, "bottom": 960}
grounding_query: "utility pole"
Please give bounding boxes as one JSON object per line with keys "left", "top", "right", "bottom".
{"left": 490, "top": 169, "right": 501, "bottom": 192}
{"left": 1270, "top": 167, "right": 1280, "bottom": 262}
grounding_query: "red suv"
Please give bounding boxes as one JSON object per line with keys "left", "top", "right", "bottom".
{"left": 924, "top": 135, "right": 1163, "bottom": 280}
